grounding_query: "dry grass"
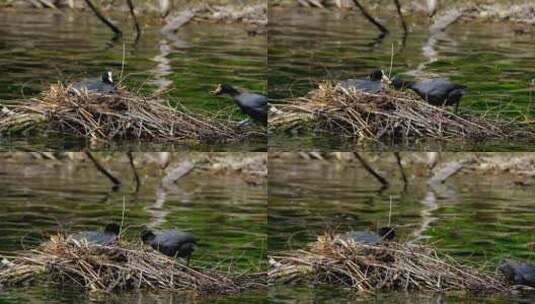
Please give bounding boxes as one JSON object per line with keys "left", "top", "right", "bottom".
{"left": 269, "top": 82, "right": 532, "bottom": 141}
{"left": 269, "top": 233, "right": 508, "bottom": 294}
{"left": 0, "top": 234, "right": 262, "bottom": 294}
{"left": 0, "top": 84, "right": 261, "bottom": 143}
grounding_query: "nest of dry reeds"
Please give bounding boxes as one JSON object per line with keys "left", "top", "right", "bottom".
{"left": 0, "top": 235, "right": 260, "bottom": 294}
{"left": 268, "top": 233, "right": 508, "bottom": 294}
{"left": 0, "top": 84, "right": 259, "bottom": 142}
{"left": 269, "top": 82, "right": 530, "bottom": 141}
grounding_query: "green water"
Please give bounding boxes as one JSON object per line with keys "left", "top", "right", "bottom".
{"left": 0, "top": 154, "right": 267, "bottom": 303}
{"left": 268, "top": 155, "right": 535, "bottom": 303}
{"left": 0, "top": 9, "right": 266, "bottom": 151}
{"left": 268, "top": 8, "right": 535, "bottom": 151}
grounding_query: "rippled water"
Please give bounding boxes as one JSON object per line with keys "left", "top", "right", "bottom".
{"left": 268, "top": 154, "right": 535, "bottom": 302}
{"left": 268, "top": 8, "right": 535, "bottom": 150}
{"left": 0, "top": 9, "right": 266, "bottom": 150}
{"left": 0, "top": 154, "right": 267, "bottom": 303}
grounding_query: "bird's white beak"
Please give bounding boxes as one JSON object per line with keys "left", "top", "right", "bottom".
{"left": 107, "top": 71, "right": 113, "bottom": 83}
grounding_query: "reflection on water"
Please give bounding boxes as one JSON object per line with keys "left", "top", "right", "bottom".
{"left": 268, "top": 133, "right": 535, "bottom": 151}
{"left": 0, "top": 155, "right": 266, "bottom": 303}
{"left": 0, "top": 9, "right": 266, "bottom": 150}
{"left": 267, "top": 285, "right": 535, "bottom": 304}
{"left": 268, "top": 8, "right": 535, "bottom": 150}
{"left": 268, "top": 155, "right": 535, "bottom": 302}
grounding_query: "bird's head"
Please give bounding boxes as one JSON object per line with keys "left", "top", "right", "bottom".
{"left": 369, "top": 69, "right": 384, "bottom": 81}
{"left": 378, "top": 226, "right": 395, "bottom": 241}
{"left": 105, "top": 223, "right": 121, "bottom": 235}
{"left": 212, "top": 83, "right": 238, "bottom": 96}
{"left": 390, "top": 75, "right": 409, "bottom": 89}
{"left": 101, "top": 71, "right": 114, "bottom": 85}
{"left": 141, "top": 229, "right": 156, "bottom": 243}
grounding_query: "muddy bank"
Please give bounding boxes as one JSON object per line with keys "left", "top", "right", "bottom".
{"left": 271, "top": 0, "right": 535, "bottom": 25}
{"left": 0, "top": 0, "right": 266, "bottom": 25}
{"left": 272, "top": 152, "right": 535, "bottom": 181}
{"left": 0, "top": 152, "right": 267, "bottom": 185}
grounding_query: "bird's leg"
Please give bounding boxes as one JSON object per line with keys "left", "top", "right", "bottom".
{"left": 238, "top": 118, "right": 253, "bottom": 127}
{"left": 454, "top": 100, "right": 460, "bottom": 114}
{"left": 186, "top": 255, "right": 191, "bottom": 266}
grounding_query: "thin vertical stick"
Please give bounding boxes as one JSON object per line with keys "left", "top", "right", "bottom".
{"left": 388, "top": 196, "right": 393, "bottom": 226}
{"left": 120, "top": 42, "right": 126, "bottom": 81}
{"left": 120, "top": 196, "right": 126, "bottom": 235}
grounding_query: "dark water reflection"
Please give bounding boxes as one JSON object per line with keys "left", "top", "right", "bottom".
{"left": 268, "top": 155, "right": 535, "bottom": 302}
{"left": 0, "top": 154, "right": 266, "bottom": 303}
{"left": 268, "top": 8, "right": 535, "bottom": 150}
{"left": 0, "top": 9, "right": 266, "bottom": 150}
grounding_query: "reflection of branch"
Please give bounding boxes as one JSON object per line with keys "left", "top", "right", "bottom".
{"left": 352, "top": 0, "right": 388, "bottom": 34}
{"left": 411, "top": 182, "right": 459, "bottom": 243}
{"left": 85, "top": 152, "right": 122, "bottom": 188}
{"left": 410, "top": 190, "right": 438, "bottom": 242}
{"left": 125, "top": 0, "right": 141, "bottom": 39}
{"left": 366, "top": 31, "right": 387, "bottom": 48}
{"left": 83, "top": 0, "right": 122, "bottom": 36}
{"left": 127, "top": 152, "right": 140, "bottom": 193}
{"left": 428, "top": 160, "right": 470, "bottom": 186}
{"left": 394, "top": 152, "right": 408, "bottom": 189}
{"left": 162, "top": 160, "right": 195, "bottom": 188}
{"left": 393, "top": 0, "right": 408, "bottom": 34}
{"left": 354, "top": 152, "right": 389, "bottom": 187}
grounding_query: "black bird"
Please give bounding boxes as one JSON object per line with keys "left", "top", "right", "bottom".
{"left": 338, "top": 69, "right": 386, "bottom": 94}
{"left": 68, "top": 223, "right": 120, "bottom": 245}
{"left": 70, "top": 71, "right": 117, "bottom": 94}
{"left": 213, "top": 84, "right": 268, "bottom": 127}
{"left": 499, "top": 259, "right": 535, "bottom": 287}
{"left": 391, "top": 76, "right": 466, "bottom": 113}
{"left": 141, "top": 229, "right": 198, "bottom": 265}
{"left": 342, "top": 226, "right": 395, "bottom": 245}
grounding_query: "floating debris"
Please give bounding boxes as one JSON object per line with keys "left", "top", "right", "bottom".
{"left": 269, "top": 82, "right": 532, "bottom": 141}
{"left": 269, "top": 233, "right": 508, "bottom": 293}
{"left": 0, "top": 84, "right": 261, "bottom": 143}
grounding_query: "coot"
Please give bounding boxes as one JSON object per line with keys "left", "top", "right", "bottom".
{"left": 391, "top": 76, "right": 466, "bottom": 113}
{"left": 498, "top": 259, "right": 535, "bottom": 287}
{"left": 343, "top": 226, "right": 395, "bottom": 245}
{"left": 141, "top": 229, "right": 198, "bottom": 265}
{"left": 68, "top": 223, "right": 120, "bottom": 245}
{"left": 338, "top": 69, "right": 386, "bottom": 94}
{"left": 71, "top": 71, "right": 117, "bottom": 94}
{"left": 213, "top": 84, "right": 268, "bottom": 126}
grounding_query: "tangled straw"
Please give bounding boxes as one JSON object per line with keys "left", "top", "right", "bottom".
{"left": 270, "top": 82, "right": 532, "bottom": 141}
{"left": 0, "top": 234, "right": 262, "bottom": 294}
{"left": 269, "top": 233, "right": 508, "bottom": 294}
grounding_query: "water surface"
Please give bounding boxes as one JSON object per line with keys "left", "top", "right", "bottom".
{"left": 268, "top": 8, "right": 535, "bottom": 150}
{"left": 268, "top": 155, "right": 535, "bottom": 302}
{"left": 0, "top": 8, "right": 266, "bottom": 150}
{"left": 0, "top": 155, "right": 267, "bottom": 303}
